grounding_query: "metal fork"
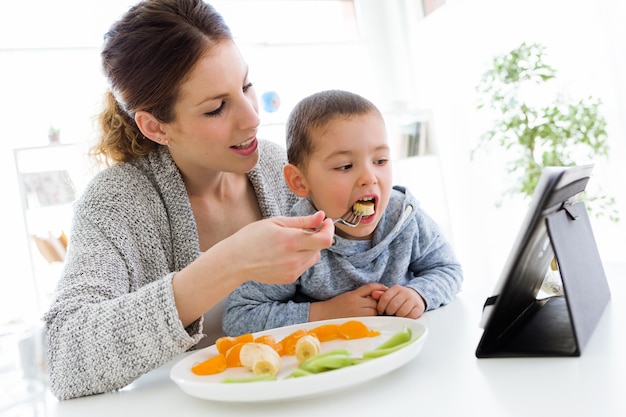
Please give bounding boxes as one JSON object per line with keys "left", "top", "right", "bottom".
{"left": 304, "top": 208, "right": 363, "bottom": 234}
{"left": 334, "top": 209, "right": 363, "bottom": 227}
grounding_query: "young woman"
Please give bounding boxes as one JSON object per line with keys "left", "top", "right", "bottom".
{"left": 43, "top": 0, "right": 333, "bottom": 400}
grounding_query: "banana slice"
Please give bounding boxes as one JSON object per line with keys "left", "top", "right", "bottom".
{"left": 252, "top": 358, "right": 280, "bottom": 376}
{"left": 295, "top": 334, "right": 321, "bottom": 363}
{"left": 352, "top": 200, "right": 375, "bottom": 216}
{"left": 239, "top": 343, "right": 281, "bottom": 376}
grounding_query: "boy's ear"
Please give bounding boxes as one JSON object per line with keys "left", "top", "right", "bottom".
{"left": 283, "top": 164, "right": 310, "bottom": 197}
{"left": 135, "top": 110, "right": 167, "bottom": 144}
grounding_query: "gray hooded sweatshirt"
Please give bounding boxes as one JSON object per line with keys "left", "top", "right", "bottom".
{"left": 223, "top": 186, "right": 463, "bottom": 335}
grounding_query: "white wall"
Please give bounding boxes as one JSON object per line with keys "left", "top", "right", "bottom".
{"left": 1, "top": 0, "right": 625, "bottom": 325}
{"left": 405, "top": 0, "right": 626, "bottom": 286}
{"left": 0, "top": 1, "right": 382, "bottom": 326}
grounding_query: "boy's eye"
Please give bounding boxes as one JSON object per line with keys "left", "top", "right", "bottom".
{"left": 336, "top": 164, "right": 352, "bottom": 171}
{"left": 243, "top": 82, "right": 253, "bottom": 93}
{"left": 375, "top": 158, "right": 389, "bottom": 166}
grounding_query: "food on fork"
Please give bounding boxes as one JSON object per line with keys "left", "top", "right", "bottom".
{"left": 352, "top": 199, "right": 375, "bottom": 216}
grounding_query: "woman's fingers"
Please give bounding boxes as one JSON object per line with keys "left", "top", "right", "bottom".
{"left": 275, "top": 211, "right": 325, "bottom": 230}
{"left": 275, "top": 212, "right": 335, "bottom": 250}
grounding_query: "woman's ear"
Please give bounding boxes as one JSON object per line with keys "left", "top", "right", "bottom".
{"left": 283, "top": 164, "right": 310, "bottom": 197}
{"left": 135, "top": 111, "right": 167, "bottom": 145}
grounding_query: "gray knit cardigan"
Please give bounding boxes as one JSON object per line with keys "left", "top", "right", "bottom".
{"left": 43, "top": 140, "right": 297, "bottom": 400}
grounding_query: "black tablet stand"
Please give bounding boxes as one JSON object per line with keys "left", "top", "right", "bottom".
{"left": 476, "top": 201, "right": 611, "bottom": 358}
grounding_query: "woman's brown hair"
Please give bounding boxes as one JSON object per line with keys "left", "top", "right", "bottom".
{"left": 93, "top": 0, "right": 232, "bottom": 165}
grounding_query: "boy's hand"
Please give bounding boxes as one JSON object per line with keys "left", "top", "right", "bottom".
{"left": 372, "top": 285, "right": 425, "bottom": 319}
{"left": 309, "top": 283, "right": 388, "bottom": 321}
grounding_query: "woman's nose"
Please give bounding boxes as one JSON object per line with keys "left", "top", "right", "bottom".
{"left": 239, "top": 94, "right": 260, "bottom": 131}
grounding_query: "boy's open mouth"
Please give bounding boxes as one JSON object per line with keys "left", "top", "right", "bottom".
{"left": 351, "top": 197, "right": 375, "bottom": 217}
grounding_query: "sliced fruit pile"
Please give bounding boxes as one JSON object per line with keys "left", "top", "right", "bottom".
{"left": 191, "top": 319, "right": 379, "bottom": 376}
{"left": 190, "top": 320, "right": 419, "bottom": 383}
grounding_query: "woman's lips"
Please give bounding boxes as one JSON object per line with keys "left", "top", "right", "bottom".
{"left": 230, "top": 137, "right": 258, "bottom": 156}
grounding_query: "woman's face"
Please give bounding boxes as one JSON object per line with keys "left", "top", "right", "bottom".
{"left": 302, "top": 112, "right": 392, "bottom": 240}
{"left": 163, "top": 40, "right": 260, "bottom": 177}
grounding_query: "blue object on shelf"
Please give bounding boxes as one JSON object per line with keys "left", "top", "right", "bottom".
{"left": 261, "top": 91, "right": 280, "bottom": 113}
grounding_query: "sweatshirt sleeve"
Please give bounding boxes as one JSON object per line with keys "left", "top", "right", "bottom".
{"left": 405, "top": 207, "right": 464, "bottom": 310}
{"left": 222, "top": 281, "right": 309, "bottom": 335}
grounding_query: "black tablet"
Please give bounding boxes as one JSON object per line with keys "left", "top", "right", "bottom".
{"left": 476, "top": 164, "right": 611, "bottom": 357}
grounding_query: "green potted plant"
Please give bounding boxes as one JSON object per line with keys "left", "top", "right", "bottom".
{"left": 48, "top": 125, "right": 60, "bottom": 144}
{"left": 474, "top": 41, "right": 618, "bottom": 223}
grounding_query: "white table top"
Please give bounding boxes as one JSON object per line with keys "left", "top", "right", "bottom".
{"left": 12, "top": 261, "right": 625, "bottom": 417}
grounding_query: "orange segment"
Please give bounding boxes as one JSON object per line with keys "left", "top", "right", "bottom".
{"left": 235, "top": 333, "right": 254, "bottom": 344}
{"left": 255, "top": 334, "right": 283, "bottom": 355}
{"left": 191, "top": 354, "right": 227, "bottom": 375}
{"left": 214, "top": 333, "right": 253, "bottom": 355}
{"left": 338, "top": 320, "right": 379, "bottom": 339}
{"left": 215, "top": 336, "right": 236, "bottom": 355}
{"left": 279, "top": 328, "right": 309, "bottom": 356}
{"left": 309, "top": 323, "right": 341, "bottom": 342}
{"left": 271, "top": 342, "right": 284, "bottom": 356}
{"left": 254, "top": 334, "right": 277, "bottom": 345}
{"left": 224, "top": 342, "right": 247, "bottom": 368}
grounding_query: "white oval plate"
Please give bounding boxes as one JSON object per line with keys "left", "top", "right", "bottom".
{"left": 170, "top": 316, "right": 428, "bottom": 403}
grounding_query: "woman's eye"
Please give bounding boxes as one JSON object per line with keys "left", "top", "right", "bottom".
{"left": 243, "top": 82, "right": 254, "bottom": 93}
{"left": 204, "top": 102, "right": 224, "bottom": 117}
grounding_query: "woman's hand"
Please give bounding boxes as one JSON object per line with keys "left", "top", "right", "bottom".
{"left": 173, "top": 212, "right": 334, "bottom": 326}
{"left": 309, "top": 283, "right": 389, "bottom": 322}
{"left": 228, "top": 211, "right": 335, "bottom": 285}
{"left": 372, "top": 285, "right": 425, "bottom": 319}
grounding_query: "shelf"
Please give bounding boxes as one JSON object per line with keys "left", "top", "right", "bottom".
{"left": 13, "top": 142, "right": 94, "bottom": 317}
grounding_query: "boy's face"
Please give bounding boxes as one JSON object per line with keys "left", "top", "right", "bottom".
{"left": 291, "top": 112, "right": 392, "bottom": 240}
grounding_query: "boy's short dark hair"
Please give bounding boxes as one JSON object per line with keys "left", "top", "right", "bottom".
{"left": 286, "top": 90, "right": 381, "bottom": 167}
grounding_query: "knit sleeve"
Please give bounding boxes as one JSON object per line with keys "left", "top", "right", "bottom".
{"left": 43, "top": 166, "right": 202, "bottom": 400}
